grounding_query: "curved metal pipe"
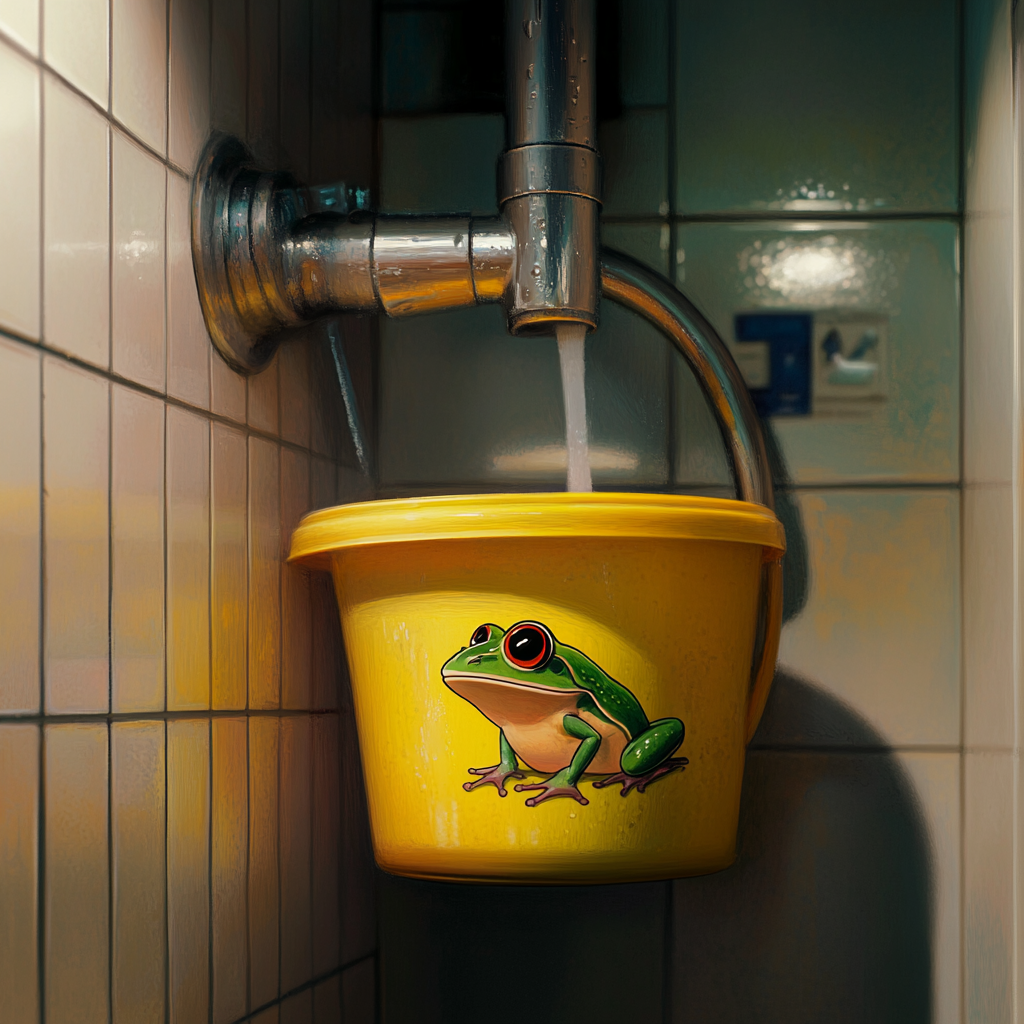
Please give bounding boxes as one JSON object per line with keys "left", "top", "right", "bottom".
{"left": 600, "top": 250, "right": 773, "bottom": 510}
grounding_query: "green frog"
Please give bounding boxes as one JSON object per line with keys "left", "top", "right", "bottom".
{"left": 441, "top": 620, "right": 687, "bottom": 807}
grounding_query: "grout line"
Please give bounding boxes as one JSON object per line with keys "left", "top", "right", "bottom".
{"left": 106, "top": 720, "right": 113, "bottom": 1024}
{"left": 207, "top": 715, "right": 214, "bottom": 1024}
{"left": 163, "top": 719, "right": 170, "bottom": 1024}
{"left": 244, "top": 713, "right": 251, "bottom": 1016}
{"left": 37, "top": 723, "right": 46, "bottom": 1024}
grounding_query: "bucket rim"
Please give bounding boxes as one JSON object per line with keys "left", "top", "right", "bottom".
{"left": 289, "top": 491, "right": 786, "bottom": 570}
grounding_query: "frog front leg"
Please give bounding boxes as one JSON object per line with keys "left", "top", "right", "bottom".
{"left": 514, "top": 715, "right": 599, "bottom": 807}
{"left": 593, "top": 717, "right": 688, "bottom": 796}
{"left": 463, "top": 730, "right": 525, "bottom": 797}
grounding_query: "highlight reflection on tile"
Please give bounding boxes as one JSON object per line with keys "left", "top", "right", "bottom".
{"left": 248, "top": 716, "right": 280, "bottom": 1011}
{"left": 45, "top": 722, "right": 109, "bottom": 1024}
{"left": 212, "top": 717, "right": 248, "bottom": 1024}
{"left": 43, "top": 73, "right": 110, "bottom": 368}
{"left": 168, "top": 719, "right": 210, "bottom": 1024}
{"left": 282, "top": 448, "right": 311, "bottom": 709}
{"left": 112, "top": 722, "right": 166, "bottom": 1024}
{"left": 167, "top": 407, "right": 210, "bottom": 710}
{"left": 212, "top": 423, "right": 248, "bottom": 710}
{"left": 249, "top": 438, "right": 281, "bottom": 709}
{"left": 0, "top": 339, "right": 40, "bottom": 714}
{"left": 280, "top": 715, "right": 312, "bottom": 992}
{"left": 112, "top": 386, "right": 165, "bottom": 712}
{"left": 44, "top": 358, "right": 109, "bottom": 714}
{"left": 0, "top": 724, "right": 39, "bottom": 1024}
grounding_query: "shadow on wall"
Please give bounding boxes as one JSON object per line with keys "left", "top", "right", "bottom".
{"left": 375, "top": 426, "right": 932, "bottom": 1024}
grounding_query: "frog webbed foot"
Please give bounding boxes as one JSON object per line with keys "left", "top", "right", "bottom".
{"left": 463, "top": 763, "right": 525, "bottom": 797}
{"left": 592, "top": 757, "right": 689, "bottom": 796}
{"left": 514, "top": 769, "right": 590, "bottom": 808}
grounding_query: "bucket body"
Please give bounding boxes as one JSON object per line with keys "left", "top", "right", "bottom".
{"left": 292, "top": 492, "right": 785, "bottom": 884}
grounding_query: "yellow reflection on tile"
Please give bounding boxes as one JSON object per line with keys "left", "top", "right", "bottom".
{"left": 168, "top": 172, "right": 210, "bottom": 408}
{"left": 112, "top": 721, "right": 166, "bottom": 1023}
{"left": 44, "top": 358, "right": 109, "bottom": 713}
{"left": 0, "top": 42, "right": 40, "bottom": 340}
{"left": 168, "top": 0, "right": 211, "bottom": 170}
{"left": 112, "top": 387, "right": 164, "bottom": 711}
{"left": 312, "top": 974, "right": 341, "bottom": 1024}
{"left": 282, "top": 449, "right": 311, "bottom": 709}
{"left": 168, "top": 718, "right": 210, "bottom": 1024}
{"left": 212, "top": 717, "right": 247, "bottom": 1024}
{"left": 0, "top": 339, "right": 40, "bottom": 713}
{"left": 0, "top": 724, "right": 39, "bottom": 1023}
{"left": 281, "top": 988, "right": 313, "bottom": 1024}
{"left": 211, "top": 424, "right": 246, "bottom": 709}
{"left": 312, "top": 715, "right": 341, "bottom": 974}
{"left": 167, "top": 406, "right": 210, "bottom": 710}
{"left": 112, "top": 132, "right": 166, "bottom": 390}
{"left": 249, "top": 350, "right": 280, "bottom": 435}
{"left": 280, "top": 339, "right": 311, "bottom": 447}
{"left": 43, "top": 73, "right": 110, "bottom": 368}
{"left": 43, "top": 0, "right": 108, "bottom": 106}
{"left": 248, "top": 716, "right": 280, "bottom": 1010}
{"left": 280, "top": 715, "right": 312, "bottom": 991}
{"left": 111, "top": 0, "right": 167, "bottom": 153}
{"left": 45, "top": 722, "right": 108, "bottom": 1023}
{"left": 249, "top": 438, "right": 281, "bottom": 709}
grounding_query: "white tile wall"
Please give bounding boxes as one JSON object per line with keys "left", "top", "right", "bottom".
{"left": 111, "top": 0, "right": 167, "bottom": 153}
{"left": 44, "top": 0, "right": 108, "bottom": 106}
{"left": 0, "top": 0, "right": 38, "bottom": 53}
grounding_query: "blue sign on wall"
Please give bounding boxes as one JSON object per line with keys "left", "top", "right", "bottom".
{"left": 734, "top": 313, "right": 812, "bottom": 417}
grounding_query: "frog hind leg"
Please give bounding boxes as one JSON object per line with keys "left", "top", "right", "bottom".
{"left": 593, "top": 718, "right": 688, "bottom": 796}
{"left": 514, "top": 715, "right": 599, "bottom": 807}
{"left": 463, "top": 730, "right": 525, "bottom": 797}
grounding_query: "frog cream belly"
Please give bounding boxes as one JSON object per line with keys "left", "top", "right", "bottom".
{"left": 441, "top": 621, "right": 687, "bottom": 807}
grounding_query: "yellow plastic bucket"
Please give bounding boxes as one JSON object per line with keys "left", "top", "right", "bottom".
{"left": 291, "top": 491, "right": 785, "bottom": 884}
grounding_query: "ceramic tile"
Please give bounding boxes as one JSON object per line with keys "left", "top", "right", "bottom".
{"left": 0, "top": 0, "right": 38, "bottom": 53}
{"left": 279, "top": 0, "right": 311, "bottom": 180}
{"left": 312, "top": 975, "right": 342, "bottom": 1024}
{"left": 339, "top": 705, "right": 375, "bottom": 966}
{"left": 252, "top": 1009, "right": 279, "bottom": 1024}
{"left": 111, "top": 721, "right": 167, "bottom": 1024}
{"left": 249, "top": 351, "right": 280, "bottom": 435}
{"left": 43, "top": 0, "right": 107, "bottom": 107}
{"left": 280, "top": 338, "right": 311, "bottom": 448}
{"left": 964, "top": 484, "right": 1013, "bottom": 749}
{"left": 167, "top": 406, "right": 211, "bottom": 710}
{"left": 601, "top": 222, "right": 671, "bottom": 278}
{"left": 380, "top": 114, "right": 504, "bottom": 216}
{"left": 281, "top": 989, "right": 313, "bottom": 1024}
{"left": 43, "top": 358, "right": 109, "bottom": 714}
{"left": 0, "top": 339, "right": 40, "bottom": 714}
{"left": 673, "top": 0, "right": 958, "bottom": 214}
{"left": 378, "top": 300, "right": 670, "bottom": 491}
{"left": 282, "top": 448, "right": 311, "bottom": 709}
{"left": 44, "top": 722, "right": 109, "bottom": 1024}
{"left": 311, "top": 715, "right": 340, "bottom": 974}
{"left": 672, "top": 348, "right": 732, "bottom": 491}
{"left": 247, "top": 0, "right": 279, "bottom": 165}
{"left": 670, "top": 749, "right": 946, "bottom": 1023}
{"left": 0, "top": 725, "right": 39, "bottom": 1024}
{"left": 620, "top": 0, "right": 667, "bottom": 107}
{"left": 0, "top": 43, "right": 39, "bottom": 340}
{"left": 168, "top": 0, "right": 210, "bottom": 170}
{"left": 43, "top": 73, "right": 110, "bottom": 367}
{"left": 380, "top": 9, "right": 455, "bottom": 114}
{"left": 249, "top": 437, "right": 281, "bottom": 709}
{"left": 310, "top": 456, "right": 337, "bottom": 511}
{"left": 280, "top": 714, "right": 312, "bottom": 992}
{"left": 168, "top": 171, "right": 211, "bottom": 408}
{"left": 112, "top": 132, "right": 166, "bottom": 391}
{"left": 310, "top": 570, "right": 343, "bottom": 712}
{"left": 964, "top": 751, "right": 1013, "bottom": 1023}
{"left": 210, "top": 0, "right": 246, "bottom": 142}
{"left": 599, "top": 109, "right": 668, "bottom": 218}
{"left": 112, "top": 0, "right": 167, "bottom": 153}
{"left": 212, "top": 716, "right": 248, "bottom": 1024}
{"left": 111, "top": 386, "right": 165, "bottom": 712}
{"left": 211, "top": 346, "right": 248, "bottom": 422}
{"left": 248, "top": 715, "right": 280, "bottom": 1010}
{"left": 341, "top": 959, "right": 375, "bottom": 1024}
{"left": 770, "top": 489, "right": 960, "bottom": 748}
{"left": 212, "top": 423, "right": 248, "bottom": 710}
{"left": 168, "top": 718, "right": 210, "bottom": 1024}
{"left": 675, "top": 220, "right": 960, "bottom": 485}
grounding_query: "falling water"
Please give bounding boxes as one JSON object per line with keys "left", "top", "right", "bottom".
{"left": 556, "top": 322, "right": 593, "bottom": 492}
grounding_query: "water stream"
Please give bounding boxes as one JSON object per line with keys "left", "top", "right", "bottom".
{"left": 556, "top": 323, "right": 593, "bottom": 492}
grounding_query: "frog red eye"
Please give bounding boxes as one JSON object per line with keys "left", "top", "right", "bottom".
{"left": 471, "top": 624, "right": 493, "bottom": 646}
{"left": 503, "top": 622, "right": 553, "bottom": 670}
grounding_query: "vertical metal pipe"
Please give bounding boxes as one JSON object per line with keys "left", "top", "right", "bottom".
{"left": 501, "top": 0, "right": 601, "bottom": 335}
